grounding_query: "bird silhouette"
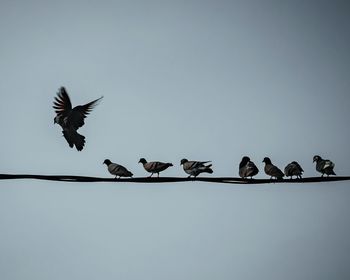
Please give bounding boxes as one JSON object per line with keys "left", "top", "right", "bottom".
{"left": 262, "top": 157, "right": 284, "bottom": 180}
{"left": 180, "top": 159, "right": 213, "bottom": 178}
{"left": 284, "top": 161, "right": 304, "bottom": 179}
{"left": 138, "top": 158, "right": 173, "bottom": 177}
{"left": 53, "top": 87, "right": 103, "bottom": 151}
{"left": 103, "top": 159, "right": 133, "bottom": 179}
{"left": 239, "top": 156, "right": 259, "bottom": 179}
{"left": 313, "top": 155, "right": 336, "bottom": 177}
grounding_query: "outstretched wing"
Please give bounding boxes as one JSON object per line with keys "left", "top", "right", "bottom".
{"left": 70, "top": 96, "right": 103, "bottom": 129}
{"left": 53, "top": 87, "right": 72, "bottom": 116}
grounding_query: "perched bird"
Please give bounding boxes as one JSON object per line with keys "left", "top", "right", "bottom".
{"left": 239, "top": 156, "right": 259, "bottom": 179}
{"left": 262, "top": 157, "right": 284, "bottom": 179}
{"left": 180, "top": 159, "right": 213, "bottom": 178}
{"left": 138, "top": 158, "right": 173, "bottom": 177}
{"left": 313, "top": 155, "right": 336, "bottom": 177}
{"left": 53, "top": 87, "right": 103, "bottom": 151}
{"left": 284, "top": 161, "right": 304, "bottom": 179}
{"left": 103, "top": 159, "right": 133, "bottom": 179}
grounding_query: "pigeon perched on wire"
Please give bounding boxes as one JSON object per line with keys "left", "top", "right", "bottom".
{"left": 262, "top": 157, "right": 284, "bottom": 180}
{"left": 103, "top": 159, "right": 133, "bottom": 179}
{"left": 313, "top": 155, "right": 336, "bottom": 177}
{"left": 138, "top": 158, "right": 173, "bottom": 177}
{"left": 284, "top": 161, "right": 304, "bottom": 179}
{"left": 239, "top": 156, "right": 259, "bottom": 179}
{"left": 180, "top": 159, "right": 213, "bottom": 178}
{"left": 53, "top": 87, "right": 103, "bottom": 151}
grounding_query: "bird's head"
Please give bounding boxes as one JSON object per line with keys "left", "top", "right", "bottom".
{"left": 262, "top": 157, "right": 272, "bottom": 164}
{"left": 239, "top": 156, "right": 251, "bottom": 168}
{"left": 313, "top": 155, "right": 321, "bottom": 163}
{"left": 241, "top": 156, "right": 250, "bottom": 163}
{"left": 180, "top": 159, "right": 188, "bottom": 165}
{"left": 103, "top": 159, "right": 111, "bottom": 165}
{"left": 138, "top": 158, "right": 147, "bottom": 164}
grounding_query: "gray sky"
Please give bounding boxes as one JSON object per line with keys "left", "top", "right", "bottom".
{"left": 0, "top": 1, "right": 350, "bottom": 279}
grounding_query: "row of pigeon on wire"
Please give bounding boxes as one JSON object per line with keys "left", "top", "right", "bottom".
{"left": 102, "top": 156, "right": 336, "bottom": 179}
{"left": 52, "top": 87, "right": 336, "bottom": 180}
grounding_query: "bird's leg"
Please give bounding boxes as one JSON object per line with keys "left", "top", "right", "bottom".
{"left": 157, "top": 173, "right": 159, "bottom": 177}
{"left": 149, "top": 173, "right": 153, "bottom": 178}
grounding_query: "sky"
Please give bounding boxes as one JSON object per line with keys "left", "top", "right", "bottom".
{"left": 0, "top": 0, "right": 350, "bottom": 279}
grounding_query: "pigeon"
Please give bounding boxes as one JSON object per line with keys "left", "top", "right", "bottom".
{"left": 313, "top": 155, "right": 336, "bottom": 177}
{"left": 53, "top": 86, "right": 103, "bottom": 151}
{"left": 138, "top": 158, "right": 173, "bottom": 177}
{"left": 239, "top": 156, "right": 259, "bottom": 179}
{"left": 262, "top": 157, "right": 284, "bottom": 179}
{"left": 284, "top": 161, "right": 304, "bottom": 179}
{"left": 103, "top": 159, "right": 133, "bottom": 179}
{"left": 180, "top": 159, "right": 213, "bottom": 178}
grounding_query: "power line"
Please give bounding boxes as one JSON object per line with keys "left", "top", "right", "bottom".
{"left": 0, "top": 174, "right": 349, "bottom": 184}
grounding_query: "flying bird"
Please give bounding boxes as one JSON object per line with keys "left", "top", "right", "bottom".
{"left": 239, "top": 156, "right": 259, "bottom": 179}
{"left": 180, "top": 159, "right": 213, "bottom": 178}
{"left": 284, "top": 161, "right": 304, "bottom": 179}
{"left": 53, "top": 87, "right": 103, "bottom": 151}
{"left": 138, "top": 158, "right": 173, "bottom": 177}
{"left": 103, "top": 159, "right": 133, "bottom": 179}
{"left": 262, "top": 157, "right": 284, "bottom": 180}
{"left": 313, "top": 155, "right": 336, "bottom": 177}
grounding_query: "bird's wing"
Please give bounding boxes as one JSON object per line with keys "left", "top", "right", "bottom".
{"left": 109, "top": 163, "right": 121, "bottom": 174}
{"left": 273, "top": 166, "right": 284, "bottom": 177}
{"left": 184, "top": 161, "right": 200, "bottom": 169}
{"left": 284, "top": 164, "right": 291, "bottom": 175}
{"left": 53, "top": 87, "right": 72, "bottom": 116}
{"left": 70, "top": 96, "right": 103, "bottom": 129}
{"left": 324, "top": 160, "right": 335, "bottom": 169}
{"left": 296, "top": 163, "right": 304, "bottom": 172}
{"left": 189, "top": 161, "right": 211, "bottom": 169}
{"left": 267, "top": 165, "right": 283, "bottom": 177}
{"left": 146, "top": 161, "right": 170, "bottom": 172}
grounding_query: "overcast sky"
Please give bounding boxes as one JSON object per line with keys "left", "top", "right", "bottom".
{"left": 0, "top": 1, "right": 350, "bottom": 279}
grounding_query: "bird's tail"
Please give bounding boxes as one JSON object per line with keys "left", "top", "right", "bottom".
{"left": 63, "top": 130, "right": 85, "bottom": 151}
{"left": 204, "top": 164, "right": 213, "bottom": 174}
{"left": 74, "top": 132, "right": 86, "bottom": 151}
